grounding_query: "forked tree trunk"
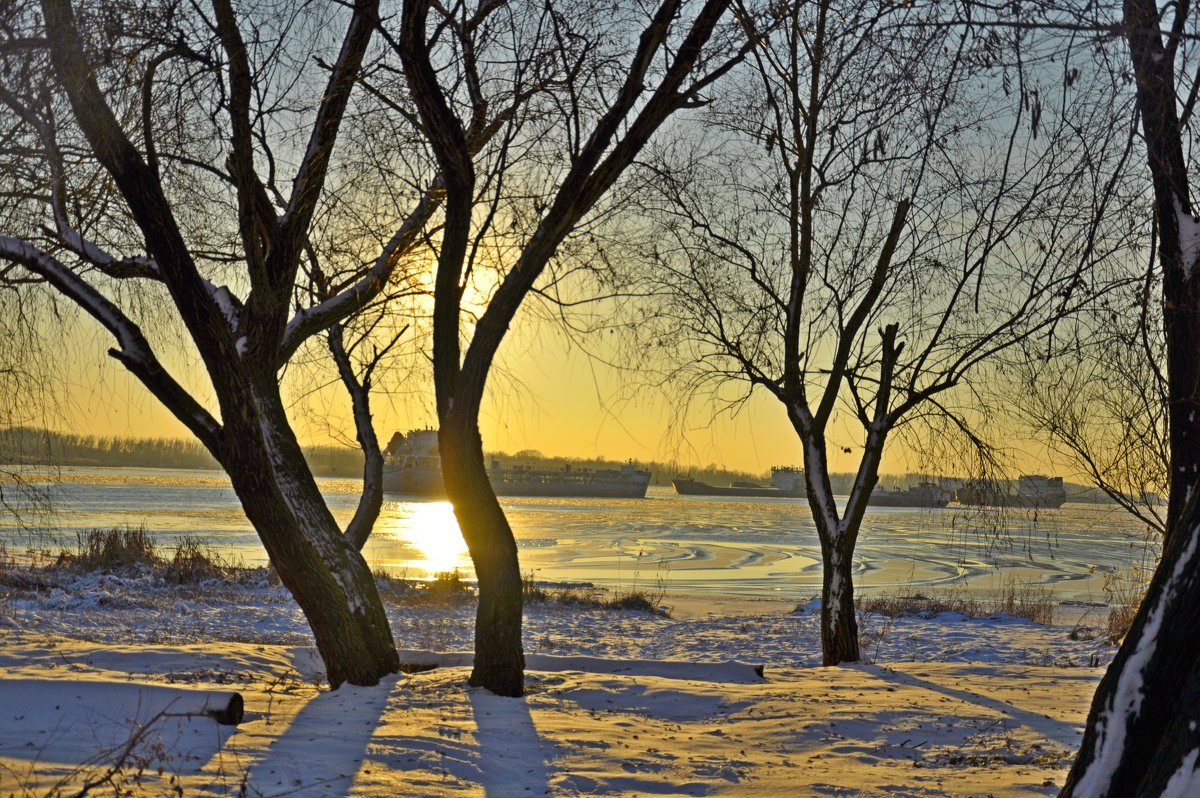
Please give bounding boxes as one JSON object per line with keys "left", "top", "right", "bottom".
{"left": 1060, "top": 497, "right": 1200, "bottom": 796}
{"left": 439, "top": 415, "right": 525, "bottom": 697}
{"left": 29, "top": 0, "right": 399, "bottom": 691}
{"left": 802, "top": 430, "right": 885, "bottom": 666}
{"left": 221, "top": 382, "right": 399, "bottom": 689}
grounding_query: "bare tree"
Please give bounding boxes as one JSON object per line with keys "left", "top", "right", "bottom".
{"left": 0, "top": 0, "right": 413, "bottom": 687}
{"left": 639, "top": 0, "right": 1136, "bottom": 664}
{"left": 1061, "top": 0, "right": 1200, "bottom": 792}
{"left": 395, "top": 0, "right": 746, "bottom": 695}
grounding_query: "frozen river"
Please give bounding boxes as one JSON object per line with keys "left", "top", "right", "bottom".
{"left": 0, "top": 466, "right": 1156, "bottom": 603}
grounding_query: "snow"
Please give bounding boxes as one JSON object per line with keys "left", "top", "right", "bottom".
{"left": 1071, "top": 529, "right": 1199, "bottom": 796}
{"left": 1162, "top": 749, "right": 1200, "bottom": 798}
{"left": 0, "top": 565, "right": 1118, "bottom": 796}
{"left": 1174, "top": 194, "right": 1200, "bottom": 279}
{"left": 202, "top": 280, "right": 242, "bottom": 330}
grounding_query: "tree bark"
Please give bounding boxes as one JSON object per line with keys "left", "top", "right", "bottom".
{"left": 1060, "top": 1, "right": 1200, "bottom": 791}
{"left": 438, "top": 414, "right": 525, "bottom": 697}
{"left": 1059, "top": 496, "right": 1200, "bottom": 796}
{"left": 818, "top": 536, "right": 860, "bottom": 664}
{"left": 1122, "top": 0, "right": 1200, "bottom": 539}
{"left": 397, "top": 0, "right": 737, "bottom": 697}
{"left": 20, "top": 0, "right": 401, "bottom": 691}
{"left": 798, "top": 421, "right": 888, "bottom": 666}
{"left": 220, "top": 380, "right": 399, "bottom": 689}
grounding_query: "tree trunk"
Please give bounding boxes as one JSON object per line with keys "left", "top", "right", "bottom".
{"left": 1122, "top": 0, "right": 1200, "bottom": 539}
{"left": 221, "top": 383, "right": 399, "bottom": 689}
{"left": 801, "top": 430, "right": 876, "bottom": 666}
{"left": 1059, "top": 497, "right": 1200, "bottom": 796}
{"left": 817, "top": 532, "right": 860, "bottom": 665}
{"left": 1058, "top": 2, "right": 1200, "bottom": 791}
{"left": 439, "top": 415, "right": 525, "bottom": 697}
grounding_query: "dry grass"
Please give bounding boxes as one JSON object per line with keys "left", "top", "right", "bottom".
{"left": 371, "top": 568, "right": 473, "bottom": 606}
{"left": 373, "top": 567, "right": 420, "bottom": 603}
{"left": 162, "top": 536, "right": 229, "bottom": 584}
{"left": 855, "top": 581, "right": 1056, "bottom": 626}
{"left": 423, "top": 569, "right": 473, "bottom": 603}
{"left": 0, "top": 543, "right": 14, "bottom": 624}
{"left": 524, "top": 572, "right": 670, "bottom": 616}
{"left": 59, "top": 526, "right": 158, "bottom": 571}
{"left": 1099, "top": 531, "right": 1159, "bottom": 644}
{"left": 43, "top": 527, "right": 242, "bottom": 586}
{"left": 604, "top": 589, "right": 667, "bottom": 614}
{"left": 521, "top": 571, "right": 549, "bottom": 603}
{"left": 1103, "top": 565, "right": 1151, "bottom": 644}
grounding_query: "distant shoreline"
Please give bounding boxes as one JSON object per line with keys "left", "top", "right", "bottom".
{"left": 1, "top": 426, "right": 1133, "bottom": 503}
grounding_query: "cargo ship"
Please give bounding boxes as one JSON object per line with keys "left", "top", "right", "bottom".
{"left": 672, "top": 466, "right": 805, "bottom": 498}
{"left": 867, "top": 482, "right": 951, "bottom": 508}
{"left": 382, "top": 430, "right": 652, "bottom": 499}
{"left": 952, "top": 475, "right": 1067, "bottom": 509}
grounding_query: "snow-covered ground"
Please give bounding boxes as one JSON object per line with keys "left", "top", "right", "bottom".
{"left": 0, "top": 567, "right": 1116, "bottom": 796}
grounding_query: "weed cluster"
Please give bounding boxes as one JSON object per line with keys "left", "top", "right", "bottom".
{"left": 523, "top": 572, "right": 669, "bottom": 616}
{"left": 62, "top": 526, "right": 157, "bottom": 571}
{"left": 372, "top": 568, "right": 474, "bottom": 606}
{"left": 373, "top": 567, "right": 420, "bottom": 602}
{"left": 1101, "top": 532, "right": 1160, "bottom": 643}
{"left": 1103, "top": 566, "right": 1150, "bottom": 644}
{"left": 48, "top": 526, "right": 238, "bottom": 585}
{"left": 424, "top": 569, "right": 473, "bottom": 603}
{"left": 163, "top": 536, "right": 232, "bottom": 583}
{"left": 854, "top": 581, "right": 1056, "bottom": 625}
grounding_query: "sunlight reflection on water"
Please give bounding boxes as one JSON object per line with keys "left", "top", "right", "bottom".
{"left": 366, "top": 501, "right": 472, "bottom": 577}
{"left": 0, "top": 465, "right": 1156, "bottom": 601}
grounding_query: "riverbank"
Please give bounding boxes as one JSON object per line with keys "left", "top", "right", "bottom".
{"left": 0, "top": 557, "right": 1119, "bottom": 796}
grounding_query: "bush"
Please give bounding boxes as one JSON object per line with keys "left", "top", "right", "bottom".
{"left": 605, "top": 590, "right": 663, "bottom": 614}
{"left": 524, "top": 572, "right": 669, "bottom": 616}
{"left": 1104, "top": 565, "right": 1150, "bottom": 644}
{"left": 163, "top": 536, "right": 226, "bottom": 584}
{"left": 522, "top": 571, "right": 548, "bottom": 603}
{"left": 421, "top": 569, "right": 473, "bottom": 604}
{"left": 373, "top": 567, "right": 420, "bottom": 603}
{"left": 61, "top": 526, "right": 159, "bottom": 571}
{"left": 855, "top": 580, "right": 1055, "bottom": 625}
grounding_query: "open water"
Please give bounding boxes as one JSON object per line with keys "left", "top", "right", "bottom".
{"left": 0, "top": 466, "right": 1156, "bottom": 603}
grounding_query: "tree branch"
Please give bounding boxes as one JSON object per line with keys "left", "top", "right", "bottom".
{"left": 0, "top": 237, "right": 222, "bottom": 448}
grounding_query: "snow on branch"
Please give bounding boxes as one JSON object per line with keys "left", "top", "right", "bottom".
{"left": 47, "top": 222, "right": 161, "bottom": 282}
{"left": 1175, "top": 194, "right": 1200, "bottom": 280}
{"left": 0, "top": 83, "right": 163, "bottom": 284}
{"left": 2, "top": 237, "right": 148, "bottom": 357}
{"left": 277, "top": 186, "right": 439, "bottom": 366}
{"left": 202, "top": 279, "right": 243, "bottom": 333}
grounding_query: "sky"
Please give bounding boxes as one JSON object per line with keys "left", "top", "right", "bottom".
{"left": 40, "top": 299, "right": 1065, "bottom": 479}
{"left": 0, "top": 0, "right": 1104, "bottom": 484}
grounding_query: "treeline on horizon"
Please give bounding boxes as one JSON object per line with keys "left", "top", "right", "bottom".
{"left": 0, "top": 427, "right": 1120, "bottom": 501}
{"left": 0, "top": 427, "right": 363, "bottom": 477}
{"left": 0, "top": 427, "right": 770, "bottom": 485}
{"left": 2, "top": 426, "right": 790, "bottom": 485}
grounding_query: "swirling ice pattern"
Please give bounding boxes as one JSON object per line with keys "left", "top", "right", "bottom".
{"left": 0, "top": 467, "right": 1152, "bottom": 602}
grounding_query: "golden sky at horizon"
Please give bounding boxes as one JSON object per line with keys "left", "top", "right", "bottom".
{"left": 35, "top": 301, "right": 1071, "bottom": 479}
